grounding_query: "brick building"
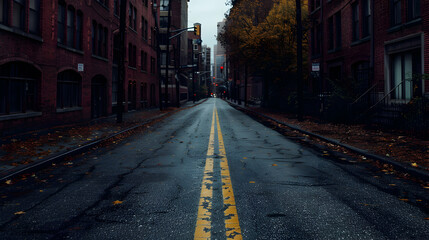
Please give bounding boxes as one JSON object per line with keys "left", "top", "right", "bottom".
{"left": 159, "top": 0, "right": 189, "bottom": 107}
{"left": 0, "top": 0, "right": 159, "bottom": 135}
{"left": 373, "top": 0, "right": 428, "bottom": 100}
{"left": 309, "top": 0, "right": 372, "bottom": 97}
{"left": 308, "top": 0, "right": 428, "bottom": 119}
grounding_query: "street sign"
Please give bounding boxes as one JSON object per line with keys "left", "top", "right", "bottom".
{"left": 78, "top": 63, "right": 84, "bottom": 72}
{"left": 312, "top": 62, "right": 320, "bottom": 72}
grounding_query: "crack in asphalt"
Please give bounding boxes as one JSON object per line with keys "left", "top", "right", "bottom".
{"left": 49, "top": 153, "right": 154, "bottom": 238}
{"left": 0, "top": 164, "right": 97, "bottom": 231}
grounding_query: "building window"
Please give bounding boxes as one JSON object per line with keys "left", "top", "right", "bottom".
{"left": 311, "top": 23, "right": 321, "bottom": 56}
{"left": 144, "top": 19, "right": 148, "bottom": 40}
{"left": 58, "top": 2, "right": 82, "bottom": 50}
{"left": 407, "top": 0, "right": 420, "bottom": 21}
{"left": 66, "top": 6, "right": 75, "bottom": 48}
{"left": 112, "top": 67, "right": 118, "bottom": 104}
{"left": 97, "top": 0, "right": 109, "bottom": 8}
{"left": 1, "top": 0, "right": 40, "bottom": 34}
{"left": 114, "top": 0, "right": 119, "bottom": 16}
{"left": 141, "top": 51, "right": 147, "bottom": 71}
{"left": 0, "top": 62, "right": 39, "bottom": 115}
{"left": 150, "top": 57, "right": 156, "bottom": 74}
{"left": 352, "top": 2, "right": 359, "bottom": 41}
{"left": 29, "top": 0, "right": 40, "bottom": 34}
{"left": 0, "top": 0, "right": 9, "bottom": 24}
{"left": 390, "top": 0, "right": 401, "bottom": 26}
{"left": 129, "top": 3, "right": 136, "bottom": 30}
{"left": 315, "top": 0, "right": 320, "bottom": 9}
{"left": 142, "top": 16, "right": 148, "bottom": 40}
{"left": 76, "top": 11, "right": 83, "bottom": 50}
{"left": 92, "top": 21, "right": 108, "bottom": 58}
{"left": 160, "top": 0, "right": 169, "bottom": 11}
{"left": 310, "top": 0, "right": 320, "bottom": 12}
{"left": 58, "top": 1, "right": 66, "bottom": 44}
{"left": 362, "top": 0, "right": 371, "bottom": 38}
{"left": 57, "top": 70, "right": 81, "bottom": 109}
{"left": 113, "top": 34, "right": 120, "bottom": 65}
{"left": 391, "top": 53, "right": 411, "bottom": 100}
{"left": 160, "top": 16, "right": 168, "bottom": 28}
{"left": 12, "top": 0, "right": 25, "bottom": 30}
{"left": 129, "top": 43, "right": 136, "bottom": 68}
{"left": 335, "top": 12, "right": 342, "bottom": 48}
{"left": 151, "top": 27, "right": 157, "bottom": 47}
{"left": 92, "top": 21, "right": 96, "bottom": 54}
{"left": 328, "top": 16, "right": 334, "bottom": 51}
{"left": 141, "top": 82, "right": 147, "bottom": 102}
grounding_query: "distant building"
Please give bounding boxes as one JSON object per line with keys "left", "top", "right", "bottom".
{"left": 159, "top": 0, "right": 189, "bottom": 106}
{"left": 187, "top": 30, "right": 203, "bottom": 99}
{"left": 0, "top": 0, "right": 159, "bottom": 135}
{"left": 201, "top": 45, "right": 212, "bottom": 87}
{"left": 215, "top": 21, "right": 226, "bottom": 83}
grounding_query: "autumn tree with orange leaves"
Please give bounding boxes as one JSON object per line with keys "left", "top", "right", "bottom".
{"left": 219, "top": 0, "right": 309, "bottom": 107}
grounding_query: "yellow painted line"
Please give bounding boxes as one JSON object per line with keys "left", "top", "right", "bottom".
{"left": 194, "top": 108, "right": 216, "bottom": 240}
{"left": 215, "top": 108, "right": 243, "bottom": 240}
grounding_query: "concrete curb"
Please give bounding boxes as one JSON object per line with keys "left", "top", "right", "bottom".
{"left": 0, "top": 99, "right": 208, "bottom": 182}
{"left": 227, "top": 101, "right": 429, "bottom": 182}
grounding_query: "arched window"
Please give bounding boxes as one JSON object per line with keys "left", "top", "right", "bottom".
{"left": 57, "top": 70, "right": 81, "bottom": 109}
{"left": 0, "top": 62, "right": 40, "bottom": 115}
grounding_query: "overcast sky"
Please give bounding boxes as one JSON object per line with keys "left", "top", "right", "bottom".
{"left": 188, "top": 1, "right": 230, "bottom": 51}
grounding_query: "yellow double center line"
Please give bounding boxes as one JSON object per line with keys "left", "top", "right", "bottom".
{"left": 194, "top": 106, "right": 242, "bottom": 240}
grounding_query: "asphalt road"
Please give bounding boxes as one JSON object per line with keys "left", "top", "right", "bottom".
{"left": 0, "top": 98, "right": 428, "bottom": 239}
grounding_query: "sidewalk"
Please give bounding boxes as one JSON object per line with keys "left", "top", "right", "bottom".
{"left": 0, "top": 100, "right": 207, "bottom": 181}
{"left": 226, "top": 99, "right": 429, "bottom": 179}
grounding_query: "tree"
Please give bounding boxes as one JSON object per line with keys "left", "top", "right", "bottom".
{"left": 219, "top": 0, "right": 309, "bottom": 108}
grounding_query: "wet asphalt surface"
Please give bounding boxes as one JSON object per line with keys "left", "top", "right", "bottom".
{"left": 0, "top": 98, "right": 428, "bottom": 239}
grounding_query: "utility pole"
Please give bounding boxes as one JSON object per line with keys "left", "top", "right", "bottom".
{"left": 175, "top": 38, "right": 180, "bottom": 108}
{"left": 192, "top": 41, "right": 195, "bottom": 103}
{"left": 117, "top": 0, "right": 127, "bottom": 123}
{"left": 151, "top": 1, "right": 162, "bottom": 110}
{"left": 164, "top": 0, "right": 172, "bottom": 108}
{"left": 296, "top": 0, "right": 303, "bottom": 121}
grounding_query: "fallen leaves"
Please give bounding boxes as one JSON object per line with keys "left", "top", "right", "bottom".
{"left": 249, "top": 181, "right": 255, "bottom": 183}
{"left": 5, "top": 180, "right": 12, "bottom": 185}
{"left": 272, "top": 164, "right": 277, "bottom": 167}
{"left": 14, "top": 211, "right": 25, "bottom": 215}
{"left": 113, "top": 200, "right": 123, "bottom": 205}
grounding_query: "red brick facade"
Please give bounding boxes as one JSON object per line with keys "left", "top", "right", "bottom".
{"left": 0, "top": 0, "right": 159, "bottom": 135}
{"left": 309, "top": 0, "right": 428, "bottom": 100}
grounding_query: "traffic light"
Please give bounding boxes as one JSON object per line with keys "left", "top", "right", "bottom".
{"left": 220, "top": 66, "right": 224, "bottom": 73}
{"left": 193, "top": 23, "right": 201, "bottom": 36}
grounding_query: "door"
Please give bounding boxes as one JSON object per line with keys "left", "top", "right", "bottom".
{"left": 128, "top": 81, "right": 136, "bottom": 110}
{"left": 390, "top": 50, "right": 420, "bottom": 101}
{"left": 91, "top": 76, "right": 107, "bottom": 118}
